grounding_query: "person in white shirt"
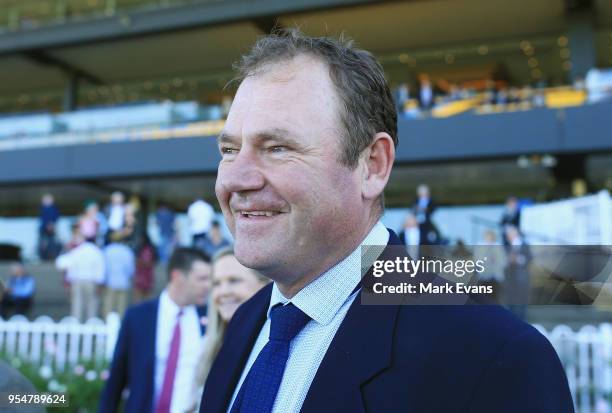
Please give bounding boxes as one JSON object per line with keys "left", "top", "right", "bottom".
{"left": 100, "top": 247, "right": 211, "bottom": 413}
{"left": 107, "top": 191, "right": 126, "bottom": 234}
{"left": 187, "top": 198, "right": 215, "bottom": 250}
{"left": 55, "top": 236, "right": 105, "bottom": 322}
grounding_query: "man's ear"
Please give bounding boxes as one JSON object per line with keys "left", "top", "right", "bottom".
{"left": 169, "top": 269, "right": 183, "bottom": 284}
{"left": 361, "top": 132, "right": 395, "bottom": 201}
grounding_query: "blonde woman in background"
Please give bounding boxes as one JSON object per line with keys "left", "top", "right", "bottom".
{"left": 186, "top": 247, "right": 269, "bottom": 412}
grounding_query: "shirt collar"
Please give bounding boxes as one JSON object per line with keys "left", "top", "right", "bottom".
{"left": 268, "top": 221, "right": 389, "bottom": 326}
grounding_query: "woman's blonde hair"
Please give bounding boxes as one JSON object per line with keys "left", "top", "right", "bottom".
{"left": 188, "top": 247, "right": 268, "bottom": 411}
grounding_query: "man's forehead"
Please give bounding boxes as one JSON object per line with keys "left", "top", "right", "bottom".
{"left": 224, "top": 57, "right": 341, "bottom": 142}
{"left": 249, "top": 53, "right": 329, "bottom": 81}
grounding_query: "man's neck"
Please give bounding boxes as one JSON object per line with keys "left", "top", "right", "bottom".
{"left": 275, "top": 218, "right": 380, "bottom": 299}
{"left": 166, "top": 287, "right": 186, "bottom": 308}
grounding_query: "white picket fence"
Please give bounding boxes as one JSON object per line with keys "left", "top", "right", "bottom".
{"left": 0, "top": 316, "right": 610, "bottom": 412}
{"left": 0, "top": 313, "right": 121, "bottom": 371}
{"left": 534, "top": 323, "right": 612, "bottom": 413}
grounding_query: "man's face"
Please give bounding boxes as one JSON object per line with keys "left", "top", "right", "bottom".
{"left": 11, "top": 265, "right": 25, "bottom": 278}
{"left": 216, "top": 55, "right": 368, "bottom": 289}
{"left": 506, "top": 198, "right": 518, "bottom": 212}
{"left": 111, "top": 193, "right": 123, "bottom": 205}
{"left": 178, "top": 260, "right": 211, "bottom": 306}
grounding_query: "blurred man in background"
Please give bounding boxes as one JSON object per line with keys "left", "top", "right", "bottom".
{"left": 504, "top": 225, "right": 532, "bottom": 320}
{"left": 107, "top": 191, "right": 126, "bottom": 240}
{"left": 38, "top": 193, "right": 61, "bottom": 260}
{"left": 100, "top": 247, "right": 211, "bottom": 413}
{"left": 398, "top": 212, "right": 420, "bottom": 258}
{"left": 156, "top": 203, "right": 176, "bottom": 263}
{"left": 417, "top": 73, "right": 436, "bottom": 110}
{"left": 0, "top": 263, "right": 35, "bottom": 319}
{"left": 413, "top": 183, "right": 441, "bottom": 244}
{"left": 473, "top": 230, "right": 506, "bottom": 302}
{"left": 201, "top": 220, "right": 230, "bottom": 258}
{"left": 56, "top": 234, "right": 105, "bottom": 322}
{"left": 500, "top": 195, "right": 521, "bottom": 245}
{"left": 188, "top": 198, "right": 215, "bottom": 251}
{"left": 103, "top": 240, "right": 135, "bottom": 318}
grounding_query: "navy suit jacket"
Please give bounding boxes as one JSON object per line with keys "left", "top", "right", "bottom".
{"left": 99, "top": 298, "right": 206, "bottom": 413}
{"left": 200, "top": 230, "right": 574, "bottom": 413}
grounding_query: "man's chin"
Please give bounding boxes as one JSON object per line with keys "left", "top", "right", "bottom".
{"left": 234, "top": 245, "right": 276, "bottom": 273}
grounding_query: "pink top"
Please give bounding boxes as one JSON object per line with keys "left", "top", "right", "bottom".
{"left": 79, "top": 217, "right": 98, "bottom": 239}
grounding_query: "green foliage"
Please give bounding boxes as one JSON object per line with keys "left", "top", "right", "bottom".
{"left": 0, "top": 353, "right": 108, "bottom": 413}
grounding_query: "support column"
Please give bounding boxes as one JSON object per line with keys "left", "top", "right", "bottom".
{"left": 550, "top": 154, "right": 589, "bottom": 199}
{"left": 63, "top": 73, "right": 79, "bottom": 112}
{"left": 565, "top": 1, "right": 597, "bottom": 82}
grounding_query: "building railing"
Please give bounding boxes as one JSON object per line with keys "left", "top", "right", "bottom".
{"left": 0, "top": 0, "right": 216, "bottom": 32}
{"left": 0, "top": 313, "right": 609, "bottom": 412}
{"left": 0, "top": 119, "right": 224, "bottom": 152}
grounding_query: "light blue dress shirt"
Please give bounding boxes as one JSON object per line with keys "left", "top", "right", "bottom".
{"left": 103, "top": 243, "right": 135, "bottom": 290}
{"left": 8, "top": 275, "right": 35, "bottom": 298}
{"left": 228, "top": 221, "right": 389, "bottom": 413}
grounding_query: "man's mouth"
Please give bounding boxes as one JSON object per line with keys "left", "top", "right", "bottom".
{"left": 238, "top": 210, "right": 282, "bottom": 218}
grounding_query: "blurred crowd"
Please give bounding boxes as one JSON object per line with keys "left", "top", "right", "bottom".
{"left": 0, "top": 192, "right": 267, "bottom": 412}
{"left": 398, "top": 185, "right": 532, "bottom": 319}
{"left": 1, "top": 184, "right": 536, "bottom": 322}
{"left": 394, "top": 68, "right": 612, "bottom": 119}
{"left": 0, "top": 183, "right": 587, "bottom": 411}
{"left": 1, "top": 192, "right": 231, "bottom": 323}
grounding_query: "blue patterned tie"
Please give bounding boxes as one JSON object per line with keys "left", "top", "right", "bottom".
{"left": 229, "top": 303, "right": 311, "bottom": 413}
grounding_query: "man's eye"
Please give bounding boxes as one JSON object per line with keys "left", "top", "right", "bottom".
{"left": 268, "top": 146, "right": 287, "bottom": 153}
{"left": 220, "top": 147, "right": 238, "bottom": 155}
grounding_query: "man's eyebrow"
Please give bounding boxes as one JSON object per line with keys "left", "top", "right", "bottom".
{"left": 253, "top": 128, "right": 301, "bottom": 146}
{"left": 217, "top": 132, "right": 239, "bottom": 145}
{"left": 217, "top": 128, "right": 302, "bottom": 146}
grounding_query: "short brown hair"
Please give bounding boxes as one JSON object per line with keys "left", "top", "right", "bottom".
{"left": 234, "top": 28, "right": 398, "bottom": 168}
{"left": 167, "top": 247, "right": 210, "bottom": 281}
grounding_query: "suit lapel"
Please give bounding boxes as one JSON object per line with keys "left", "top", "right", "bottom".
{"left": 143, "top": 299, "right": 159, "bottom": 412}
{"left": 300, "top": 229, "right": 403, "bottom": 413}
{"left": 201, "top": 284, "right": 272, "bottom": 413}
{"left": 300, "top": 299, "right": 399, "bottom": 413}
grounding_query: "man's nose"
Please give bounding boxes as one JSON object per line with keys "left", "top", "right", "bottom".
{"left": 217, "top": 149, "right": 265, "bottom": 193}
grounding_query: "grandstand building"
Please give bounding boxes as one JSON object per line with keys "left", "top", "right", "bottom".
{"left": 0, "top": 0, "right": 610, "bottom": 215}
{"left": 1, "top": 5, "right": 611, "bottom": 410}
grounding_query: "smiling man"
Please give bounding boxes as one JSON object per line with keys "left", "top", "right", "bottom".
{"left": 200, "top": 30, "right": 573, "bottom": 413}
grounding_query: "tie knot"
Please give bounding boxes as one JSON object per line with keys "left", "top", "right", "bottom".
{"left": 269, "top": 303, "right": 310, "bottom": 342}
